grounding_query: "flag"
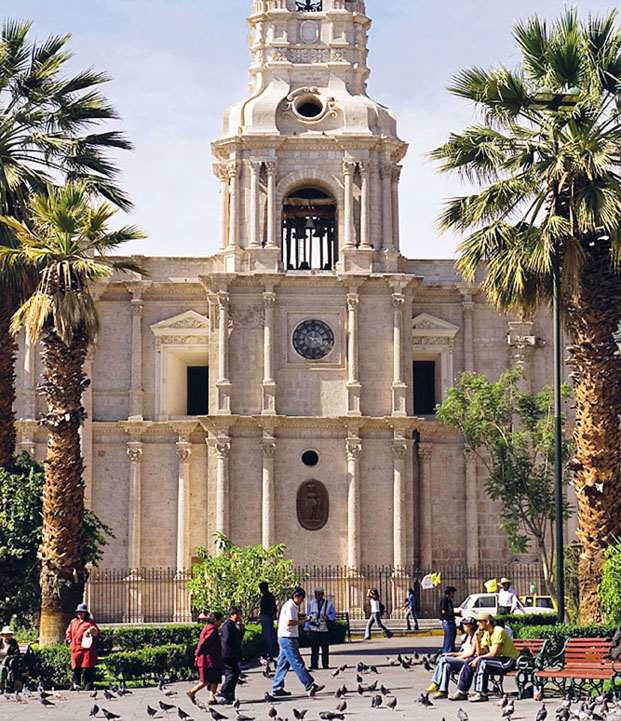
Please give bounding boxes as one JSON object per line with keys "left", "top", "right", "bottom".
{"left": 421, "top": 573, "right": 434, "bottom": 590}
{"left": 431, "top": 571, "right": 442, "bottom": 587}
{"left": 484, "top": 578, "right": 497, "bottom": 593}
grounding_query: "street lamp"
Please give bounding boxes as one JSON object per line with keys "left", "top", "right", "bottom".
{"left": 531, "top": 86, "right": 580, "bottom": 623}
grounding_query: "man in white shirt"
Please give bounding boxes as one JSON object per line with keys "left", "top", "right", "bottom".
{"left": 497, "top": 578, "right": 521, "bottom": 615}
{"left": 271, "top": 587, "right": 325, "bottom": 698}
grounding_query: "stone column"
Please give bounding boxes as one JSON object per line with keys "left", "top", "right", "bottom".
{"left": 391, "top": 291, "right": 407, "bottom": 416}
{"left": 249, "top": 161, "right": 262, "bottom": 248}
{"left": 129, "top": 293, "right": 144, "bottom": 419}
{"left": 215, "top": 437, "right": 231, "bottom": 538}
{"left": 126, "top": 442, "right": 144, "bottom": 572}
{"left": 464, "top": 447, "right": 479, "bottom": 567}
{"left": 261, "top": 435, "right": 276, "bottom": 548}
{"left": 359, "top": 162, "right": 371, "bottom": 249}
{"left": 346, "top": 436, "right": 362, "bottom": 569}
{"left": 392, "top": 439, "right": 408, "bottom": 569}
{"left": 216, "top": 291, "right": 232, "bottom": 413}
{"left": 346, "top": 292, "right": 361, "bottom": 415}
{"left": 227, "top": 162, "right": 241, "bottom": 248}
{"left": 380, "top": 163, "right": 394, "bottom": 251}
{"left": 23, "top": 330, "right": 36, "bottom": 418}
{"left": 216, "top": 164, "right": 229, "bottom": 251}
{"left": 418, "top": 443, "right": 434, "bottom": 568}
{"left": 343, "top": 160, "right": 356, "bottom": 248}
{"left": 262, "top": 290, "right": 277, "bottom": 414}
{"left": 266, "top": 162, "right": 277, "bottom": 248}
{"left": 175, "top": 441, "right": 192, "bottom": 572}
{"left": 461, "top": 290, "right": 475, "bottom": 372}
{"left": 391, "top": 165, "right": 402, "bottom": 251}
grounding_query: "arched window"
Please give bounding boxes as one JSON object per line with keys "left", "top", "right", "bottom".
{"left": 282, "top": 187, "right": 337, "bottom": 270}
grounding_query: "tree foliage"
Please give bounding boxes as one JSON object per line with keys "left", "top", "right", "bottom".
{"left": 599, "top": 539, "right": 621, "bottom": 624}
{"left": 0, "top": 452, "right": 111, "bottom": 627}
{"left": 436, "top": 368, "right": 573, "bottom": 592}
{"left": 187, "top": 534, "right": 300, "bottom": 618}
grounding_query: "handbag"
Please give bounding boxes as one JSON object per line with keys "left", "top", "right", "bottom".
{"left": 81, "top": 632, "right": 93, "bottom": 649}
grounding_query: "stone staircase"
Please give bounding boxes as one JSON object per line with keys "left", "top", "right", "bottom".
{"left": 349, "top": 618, "right": 441, "bottom": 637}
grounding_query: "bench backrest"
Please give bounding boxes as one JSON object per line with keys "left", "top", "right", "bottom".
{"left": 564, "top": 638, "right": 609, "bottom": 666}
{"left": 514, "top": 639, "right": 545, "bottom": 655}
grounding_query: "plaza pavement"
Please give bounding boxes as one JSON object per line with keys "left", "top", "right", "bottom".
{"left": 3, "top": 635, "right": 548, "bottom": 721}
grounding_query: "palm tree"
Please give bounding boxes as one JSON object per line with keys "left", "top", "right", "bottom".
{"left": 0, "top": 183, "right": 144, "bottom": 645}
{"left": 431, "top": 9, "right": 621, "bottom": 623}
{"left": 0, "top": 20, "right": 132, "bottom": 467}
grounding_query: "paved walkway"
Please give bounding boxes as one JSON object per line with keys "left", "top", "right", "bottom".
{"left": 4, "top": 636, "right": 548, "bottom": 721}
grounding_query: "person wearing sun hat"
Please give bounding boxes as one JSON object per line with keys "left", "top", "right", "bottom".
{"left": 65, "top": 603, "right": 100, "bottom": 690}
{"left": 497, "top": 578, "right": 520, "bottom": 615}
{"left": 0, "top": 626, "right": 20, "bottom": 693}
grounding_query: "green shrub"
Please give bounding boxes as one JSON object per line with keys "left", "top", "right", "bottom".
{"left": 103, "top": 625, "right": 201, "bottom": 652}
{"left": 31, "top": 644, "right": 73, "bottom": 688}
{"left": 516, "top": 623, "right": 616, "bottom": 654}
{"left": 496, "top": 613, "right": 558, "bottom": 629}
{"left": 600, "top": 541, "right": 621, "bottom": 624}
{"left": 104, "top": 643, "right": 194, "bottom": 682}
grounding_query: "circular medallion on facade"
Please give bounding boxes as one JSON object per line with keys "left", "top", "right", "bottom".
{"left": 292, "top": 319, "right": 335, "bottom": 360}
{"left": 296, "top": 480, "right": 329, "bottom": 531}
{"left": 300, "top": 20, "right": 320, "bottom": 44}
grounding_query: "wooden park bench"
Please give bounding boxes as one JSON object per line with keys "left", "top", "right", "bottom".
{"left": 535, "top": 637, "right": 620, "bottom": 698}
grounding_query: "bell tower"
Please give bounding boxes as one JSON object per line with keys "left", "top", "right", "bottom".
{"left": 211, "top": 0, "right": 408, "bottom": 274}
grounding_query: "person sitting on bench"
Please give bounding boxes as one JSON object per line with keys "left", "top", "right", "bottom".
{"left": 0, "top": 627, "right": 20, "bottom": 694}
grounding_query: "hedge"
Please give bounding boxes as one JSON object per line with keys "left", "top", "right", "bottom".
{"left": 516, "top": 623, "right": 616, "bottom": 654}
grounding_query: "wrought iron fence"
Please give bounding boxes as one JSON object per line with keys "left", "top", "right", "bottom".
{"left": 85, "top": 563, "right": 548, "bottom": 624}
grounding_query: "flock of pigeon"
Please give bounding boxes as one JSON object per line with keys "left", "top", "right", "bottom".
{"left": 3, "top": 651, "right": 621, "bottom": 720}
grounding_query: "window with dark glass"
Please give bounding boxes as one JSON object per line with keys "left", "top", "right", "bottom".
{"left": 282, "top": 187, "right": 337, "bottom": 270}
{"left": 187, "top": 366, "right": 209, "bottom": 416}
{"left": 296, "top": 0, "right": 322, "bottom": 11}
{"left": 413, "top": 361, "right": 436, "bottom": 415}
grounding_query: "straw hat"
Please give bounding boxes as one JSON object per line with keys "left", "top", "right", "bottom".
{"left": 500, "top": 577, "right": 511, "bottom": 585}
{"left": 0, "top": 626, "right": 14, "bottom": 636}
{"left": 475, "top": 611, "right": 494, "bottom": 622}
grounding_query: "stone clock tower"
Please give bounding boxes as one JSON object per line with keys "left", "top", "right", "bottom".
{"left": 201, "top": 0, "right": 419, "bottom": 570}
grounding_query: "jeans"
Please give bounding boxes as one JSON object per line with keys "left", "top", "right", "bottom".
{"left": 431, "top": 655, "right": 467, "bottom": 692}
{"left": 219, "top": 658, "right": 241, "bottom": 701}
{"left": 442, "top": 620, "right": 457, "bottom": 653}
{"left": 309, "top": 631, "right": 329, "bottom": 669}
{"left": 457, "top": 656, "right": 516, "bottom": 694}
{"left": 272, "top": 637, "right": 315, "bottom": 692}
{"left": 364, "top": 613, "right": 392, "bottom": 639}
{"left": 260, "top": 614, "right": 278, "bottom": 658}
{"left": 405, "top": 607, "right": 419, "bottom": 630}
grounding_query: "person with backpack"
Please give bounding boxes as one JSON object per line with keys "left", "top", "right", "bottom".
{"left": 305, "top": 587, "right": 337, "bottom": 670}
{"left": 363, "top": 588, "right": 393, "bottom": 641}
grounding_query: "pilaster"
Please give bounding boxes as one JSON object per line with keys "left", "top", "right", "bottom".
{"left": 392, "top": 437, "right": 408, "bottom": 569}
{"left": 216, "top": 290, "right": 232, "bottom": 413}
{"left": 346, "top": 291, "right": 361, "bottom": 416}
{"left": 343, "top": 159, "right": 356, "bottom": 249}
{"left": 261, "top": 433, "right": 277, "bottom": 548}
{"left": 380, "top": 162, "right": 394, "bottom": 251}
{"left": 262, "top": 290, "right": 277, "bottom": 415}
{"left": 266, "top": 162, "right": 278, "bottom": 248}
{"left": 126, "top": 441, "right": 144, "bottom": 573}
{"left": 345, "top": 433, "right": 362, "bottom": 568}
{"left": 464, "top": 447, "right": 480, "bottom": 567}
{"left": 390, "top": 290, "right": 407, "bottom": 416}
{"left": 248, "top": 160, "right": 263, "bottom": 248}
{"left": 418, "top": 442, "right": 434, "bottom": 568}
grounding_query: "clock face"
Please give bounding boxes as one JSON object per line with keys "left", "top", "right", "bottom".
{"left": 292, "top": 319, "right": 335, "bottom": 360}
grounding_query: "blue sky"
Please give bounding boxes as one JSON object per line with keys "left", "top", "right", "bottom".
{"left": 2, "top": 0, "right": 616, "bottom": 259}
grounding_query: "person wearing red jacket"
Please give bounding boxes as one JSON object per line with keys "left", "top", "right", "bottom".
{"left": 65, "top": 603, "right": 100, "bottom": 690}
{"left": 187, "top": 612, "right": 224, "bottom": 706}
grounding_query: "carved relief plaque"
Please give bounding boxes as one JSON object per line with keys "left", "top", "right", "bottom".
{"left": 296, "top": 480, "right": 329, "bottom": 531}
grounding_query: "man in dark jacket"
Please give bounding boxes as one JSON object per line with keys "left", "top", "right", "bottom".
{"left": 217, "top": 606, "right": 246, "bottom": 704}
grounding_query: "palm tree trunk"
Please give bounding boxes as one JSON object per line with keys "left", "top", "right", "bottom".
{"left": 38, "top": 328, "right": 89, "bottom": 647}
{"left": 0, "top": 305, "right": 17, "bottom": 468}
{"left": 565, "top": 240, "right": 621, "bottom": 625}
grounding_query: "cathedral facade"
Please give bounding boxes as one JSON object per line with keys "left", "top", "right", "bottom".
{"left": 14, "top": 0, "right": 572, "bottom": 575}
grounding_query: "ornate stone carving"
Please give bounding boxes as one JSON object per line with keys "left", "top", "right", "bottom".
{"left": 392, "top": 441, "right": 408, "bottom": 459}
{"left": 287, "top": 47, "right": 330, "bottom": 64}
{"left": 261, "top": 439, "right": 276, "bottom": 458}
{"left": 167, "top": 317, "right": 208, "bottom": 329}
{"left": 158, "top": 335, "right": 209, "bottom": 346}
{"left": 296, "top": 480, "right": 329, "bottom": 531}
{"left": 214, "top": 163, "right": 229, "bottom": 182}
{"left": 249, "top": 160, "right": 263, "bottom": 175}
{"left": 346, "top": 293, "right": 360, "bottom": 312}
{"left": 215, "top": 438, "right": 231, "bottom": 458}
{"left": 346, "top": 438, "right": 362, "bottom": 460}
{"left": 265, "top": 161, "right": 277, "bottom": 177}
{"left": 391, "top": 293, "right": 405, "bottom": 308}
{"left": 413, "top": 336, "right": 453, "bottom": 346}
{"left": 176, "top": 443, "right": 192, "bottom": 463}
{"left": 230, "top": 304, "right": 266, "bottom": 330}
{"left": 263, "top": 292, "right": 277, "bottom": 307}
{"left": 227, "top": 162, "right": 242, "bottom": 179}
{"left": 343, "top": 159, "right": 356, "bottom": 176}
{"left": 127, "top": 443, "right": 144, "bottom": 464}
{"left": 131, "top": 301, "right": 144, "bottom": 317}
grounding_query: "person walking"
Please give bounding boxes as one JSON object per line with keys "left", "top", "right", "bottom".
{"left": 188, "top": 611, "right": 224, "bottom": 706}
{"left": 451, "top": 612, "right": 518, "bottom": 703}
{"left": 427, "top": 617, "right": 478, "bottom": 699}
{"left": 259, "top": 581, "right": 278, "bottom": 659}
{"left": 217, "top": 606, "right": 246, "bottom": 705}
{"left": 271, "top": 587, "right": 325, "bottom": 698}
{"left": 0, "top": 627, "right": 20, "bottom": 694}
{"left": 305, "top": 587, "right": 336, "bottom": 670}
{"left": 363, "top": 588, "right": 392, "bottom": 640}
{"left": 439, "top": 586, "right": 459, "bottom": 653}
{"left": 404, "top": 586, "right": 420, "bottom": 631}
{"left": 65, "top": 603, "right": 100, "bottom": 690}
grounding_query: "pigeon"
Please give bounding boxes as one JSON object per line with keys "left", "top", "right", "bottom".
{"left": 418, "top": 692, "right": 433, "bottom": 707}
{"left": 386, "top": 696, "right": 397, "bottom": 710}
{"left": 357, "top": 684, "right": 364, "bottom": 696}
{"left": 497, "top": 695, "right": 509, "bottom": 708}
{"left": 536, "top": 706, "right": 548, "bottom": 721}
{"left": 371, "top": 694, "right": 382, "bottom": 708}
{"left": 292, "top": 710, "right": 307, "bottom": 720}
{"left": 39, "top": 696, "right": 55, "bottom": 707}
{"left": 422, "top": 658, "right": 433, "bottom": 672}
{"left": 235, "top": 712, "right": 255, "bottom": 721}
{"left": 147, "top": 707, "right": 159, "bottom": 718}
{"left": 356, "top": 673, "right": 363, "bottom": 683}
{"left": 233, "top": 700, "right": 240, "bottom": 710}
{"left": 102, "top": 711, "right": 121, "bottom": 721}
{"left": 264, "top": 692, "right": 275, "bottom": 703}
{"left": 334, "top": 688, "right": 342, "bottom": 699}
{"left": 178, "top": 710, "right": 192, "bottom": 720}
{"left": 331, "top": 668, "right": 341, "bottom": 678}
{"left": 268, "top": 706, "right": 278, "bottom": 719}
{"left": 386, "top": 656, "right": 399, "bottom": 667}
{"left": 502, "top": 700, "right": 515, "bottom": 717}
{"left": 336, "top": 700, "right": 347, "bottom": 712}
{"left": 90, "top": 704, "right": 100, "bottom": 717}
{"left": 367, "top": 681, "right": 377, "bottom": 692}
{"left": 103, "top": 689, "right": 116, "bottom": 701}
{"left": 457, "top": 709, "right": 469, "bottom": 721}
{"left": 380, "top": 684, "right": 390, "bottom": 695}
{"left": 319, "top": 714, "right": 344, "bottom": 720}
{"left": 209, "top": 708, "right": 228, "bottom": 721}
{"left": 114, "top": 686, "right": 132, "bottom": 696}
{"left": 39, "top": 689, "right": 53, "bottom": 699}
{"left": 160, "top": 700, "right": 176, "bottom": 712}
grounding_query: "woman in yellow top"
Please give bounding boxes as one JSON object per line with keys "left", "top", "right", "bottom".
{"left": 451, "top": 612, "right": 517, "bottom": 703}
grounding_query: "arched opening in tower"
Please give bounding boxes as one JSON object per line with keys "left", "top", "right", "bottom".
{"left": 282, "top": 187, "right": 337, "bottom": 271}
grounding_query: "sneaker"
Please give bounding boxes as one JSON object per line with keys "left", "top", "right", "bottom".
{"left": 307, "top": 683, "right": 325, "bottom": 697}
{"left": 272, "top": 689, "right": 292, "bottom": 697}
{"left": 427, "top": 683, "right": 439, "bottom": 692}
{"left": 450, "top": 692, "right": 468, "bottom": 701}
{"left": 433, "top": 691, "right": 448, "bottom": 699}
{"left": 470, "top": 693, "right": 488, "bottom": 702}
